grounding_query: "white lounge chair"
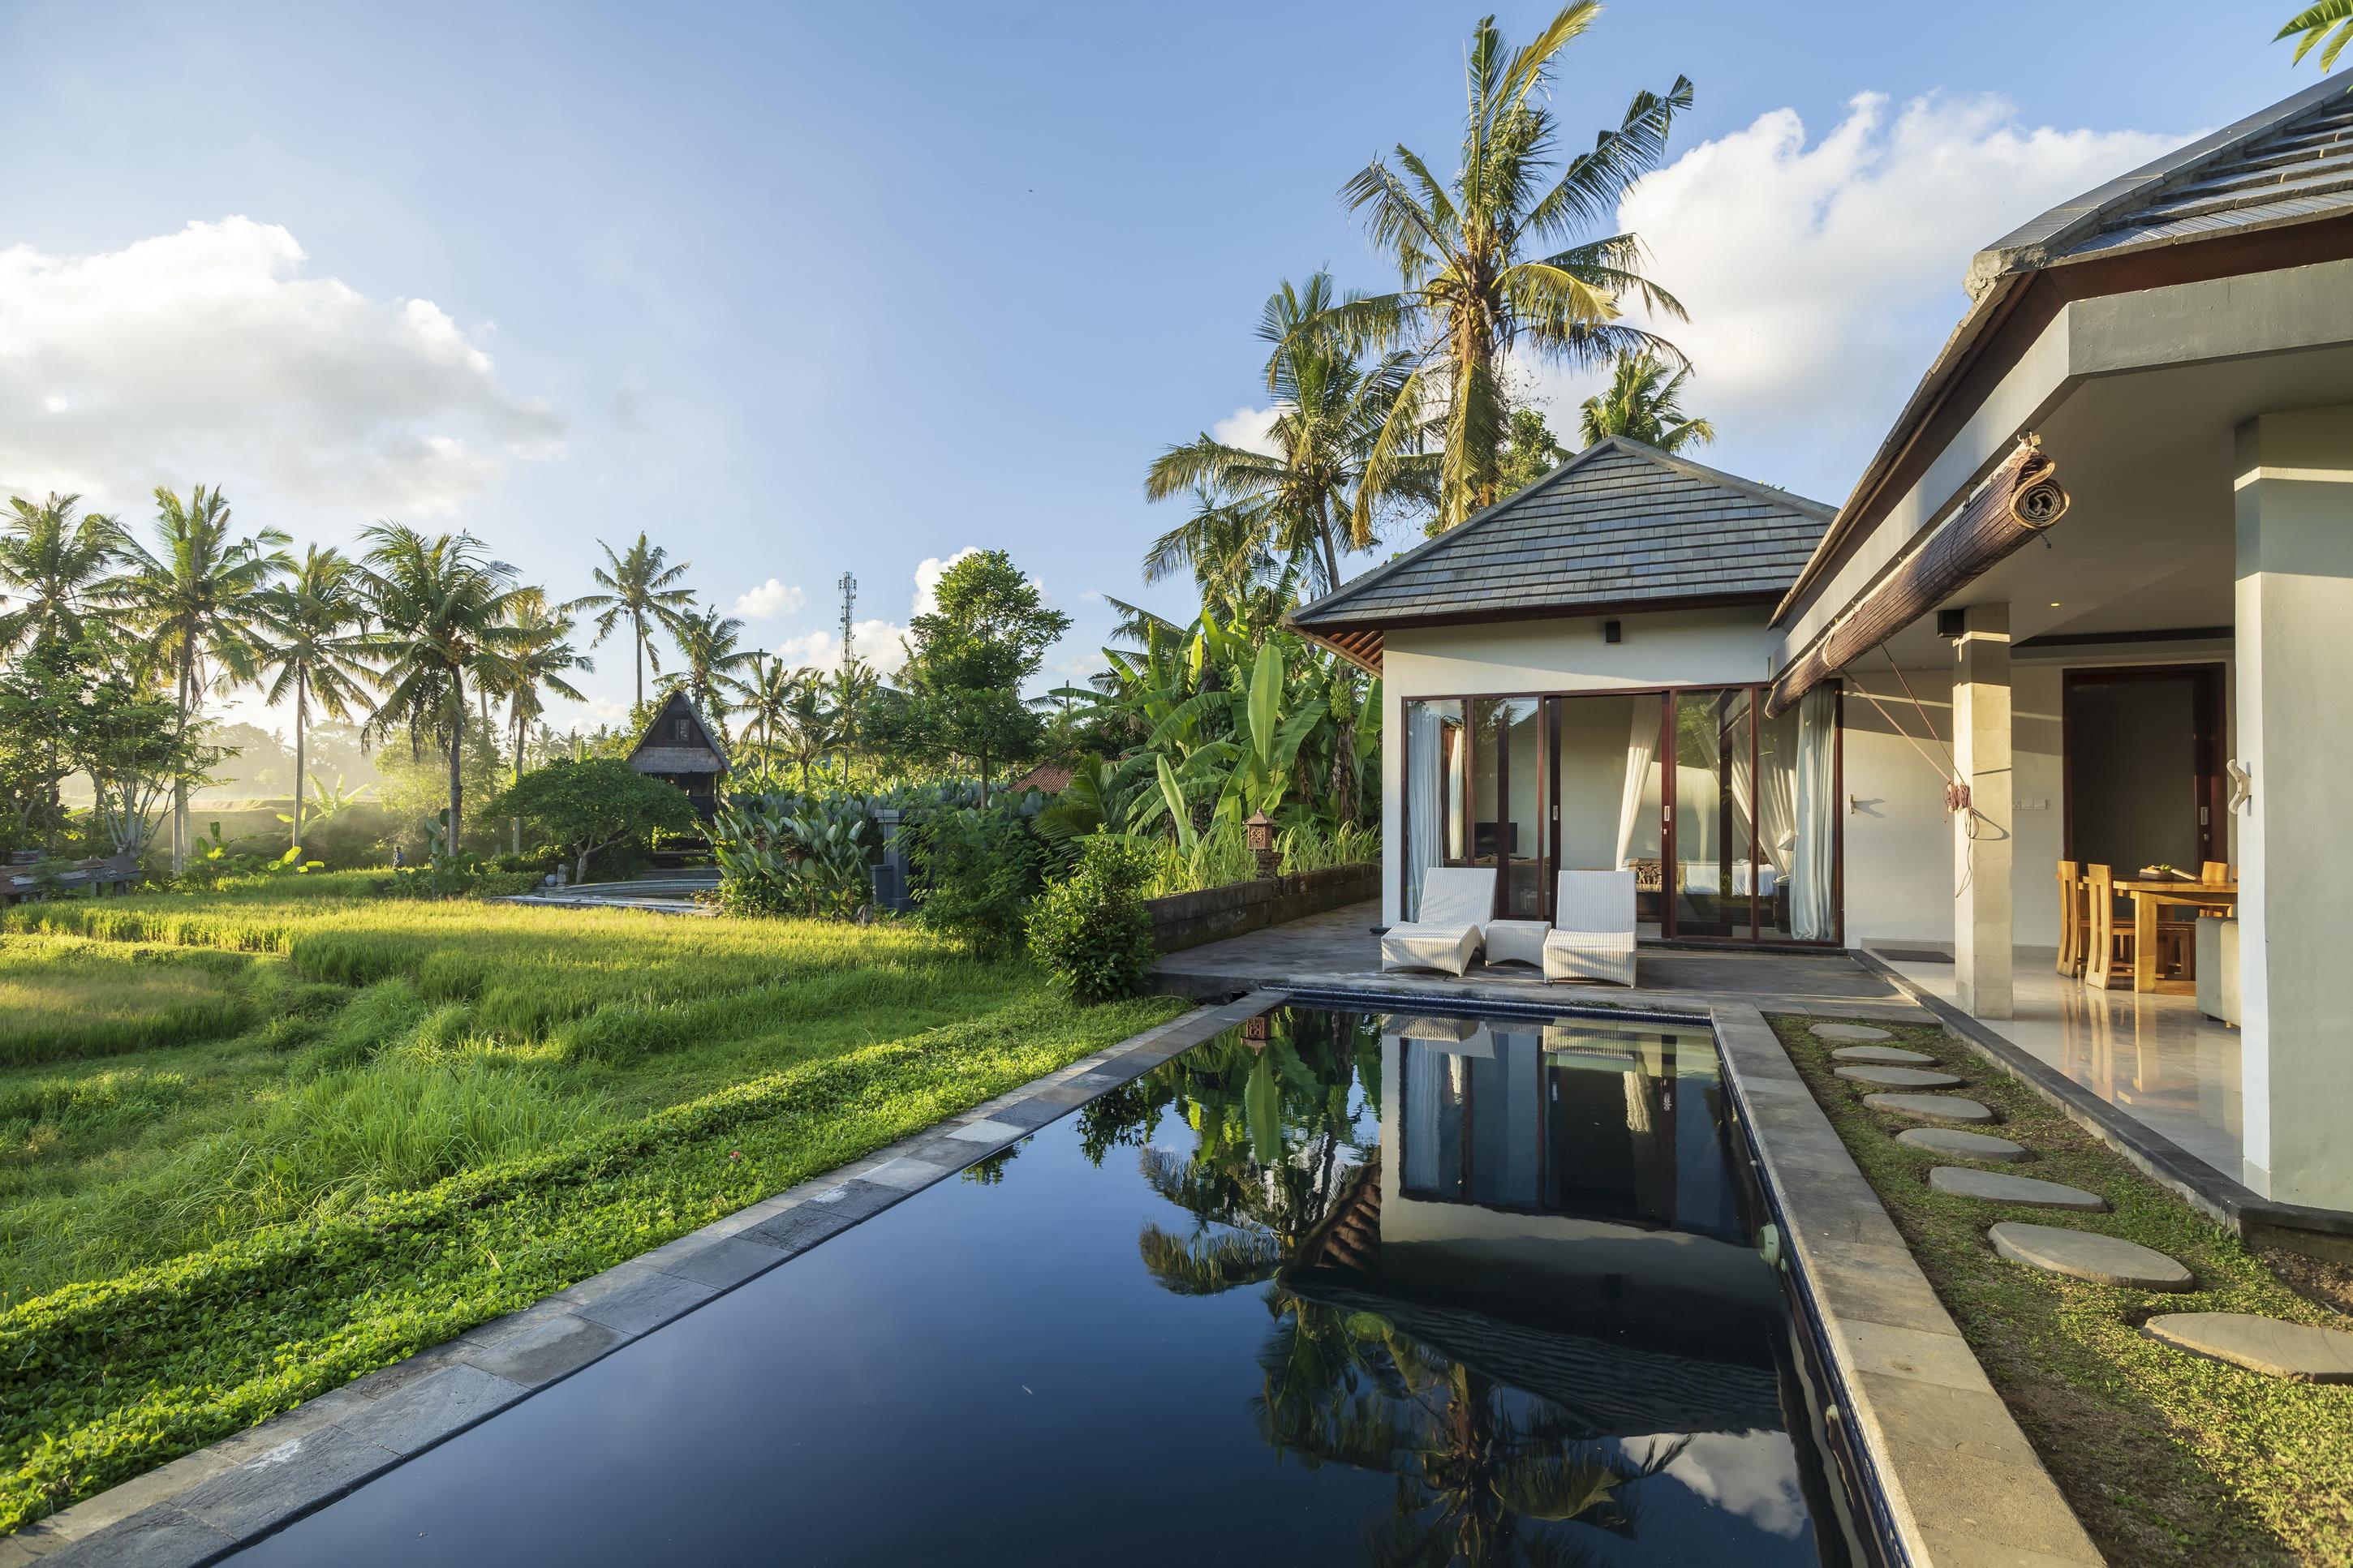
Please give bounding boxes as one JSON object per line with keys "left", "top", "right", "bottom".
{"left": 1380, "top": 866, "right": 1497, "bottom": 977}
{"left": 1544, "top": 869, "right": 1638, "bottom": 986}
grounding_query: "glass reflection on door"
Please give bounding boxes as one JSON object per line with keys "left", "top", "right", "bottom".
{"left": 1672, "top": 689, "right": 1758, "bottom": 938}
{"left": 1469, "top": 697, "right": 1545, "bottom": 919}
{"left": 1545, "top": 692, "right": 1664, "bottom": 936}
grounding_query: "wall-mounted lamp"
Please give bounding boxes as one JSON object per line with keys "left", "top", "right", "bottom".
{"left": 1602, "top": 619, "right": 1623, "bottom": 644}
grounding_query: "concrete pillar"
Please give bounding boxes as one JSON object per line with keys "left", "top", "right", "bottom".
{"left": 1951, "top": 603, "right": 2013, "bottom": 1019}
{"left": 2235, "top": 406, "right": 2353, "bottom": 1209}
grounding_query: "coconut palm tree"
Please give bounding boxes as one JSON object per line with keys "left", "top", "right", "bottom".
{"left": 826, "top": 657, "right": 880, "bottom": 779}
{"left": 2278, "top": 1, "right": 2353, "bottom": 70}
{"left": 1325, "top": 5, "right": 1692, "bottom": 531}
{"left": 1578, "top": 351, "right": 1715, "bottom": 453}
{"left": 495, "top": 589, "right": 594, "bottom": 784}
{"left": 356, "top": 524, "right": 530, "bottom": 853}
{"left": 660, "top": 604, "right": 759, "bottom": 724}
{"left": 110, "top": 486, "right": 292, "bottom": 870}
{"left": 575, "top": 534, "right": 696, "bottom": 710}
{"left": 0, "top": 493, "right": 128, "bottom": 656}
{"left": 737, "top": 657, "right": 807, "bottom": 767}
{"left": 779, "top": 677, "right": 837, "bottom": 788}
{"left": 254, "top": 547, "right": 375, "bottom": 853}
{"left": 1146, "top": 273, "right": 1433, "bottom": 600}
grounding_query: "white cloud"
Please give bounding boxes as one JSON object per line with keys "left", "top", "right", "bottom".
{"left": 910, "top": 548, "right": 979, "bottom": 616}
{"left": 1210, "top": 404, "right": 1281, "bottom": 457}
{"left": 731, "top": 578, "right": 804, "bottom": 619}
{"left": 0, "top": 217, "right": 561, "bottom": 514}
{"left": 1528, "top": 94, "right": 2179, "bottom": 501}
{"left": 1637, "top": 1429, "right": 1809, "bottom": 1539}
{"left": 771, "top": 619, "right": 912, "bottom": 680}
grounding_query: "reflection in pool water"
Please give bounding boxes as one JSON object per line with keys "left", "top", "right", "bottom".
{"left": 231, "top": 1005, "right": 1848, "bottom": 1566}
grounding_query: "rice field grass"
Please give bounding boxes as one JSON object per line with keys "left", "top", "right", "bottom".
{"left": 0, "top": 875, "right": 1188, "bottom": 1530}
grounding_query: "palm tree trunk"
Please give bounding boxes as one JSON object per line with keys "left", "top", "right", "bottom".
{"left": 632, "top": 612, "right": 645, "bottom": 711}
{"left": 171, "top": 646, "right": 193, "bottom": 874}
{"left": 447, "top": 668, "right": 465, "bottom": 857}
{"left": 292, "top": 672, "right": 308, "bottom": 854}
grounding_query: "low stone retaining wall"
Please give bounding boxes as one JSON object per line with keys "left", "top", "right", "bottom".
{"left": 1145, "top": 862, "right": 1378, "bottom": 953}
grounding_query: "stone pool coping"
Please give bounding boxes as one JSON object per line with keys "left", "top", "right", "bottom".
{"left": 2, "top": 991, "right": 1285, "bottom": 1568}
{"left": 1711, "top": 1002, "right": 2104, "bottom": 1568}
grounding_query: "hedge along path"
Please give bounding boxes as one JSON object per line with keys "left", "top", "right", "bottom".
{"left": 1771, "top": 1013, "right": 2353, "bottom": 1568}
{"left": 0, "top": 990, "right": 1187, "bottom": 1532}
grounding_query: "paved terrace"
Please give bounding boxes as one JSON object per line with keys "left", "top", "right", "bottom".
{"left": 1156, "top": 900, "right": 1931, "bottom": 1021}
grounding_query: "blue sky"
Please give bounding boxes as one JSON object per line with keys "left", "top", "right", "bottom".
{"left": 0, "top": 2, "right": 2321, "bottom": 729}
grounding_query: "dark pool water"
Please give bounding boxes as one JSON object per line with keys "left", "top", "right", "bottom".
{"left": 233, "top": 1005, "right": 1848, "bottom": 1566}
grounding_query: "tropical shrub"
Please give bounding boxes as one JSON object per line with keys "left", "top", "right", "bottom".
{"left": 904, "top": 801, "right": 1052, "bottom": 958}
{"left": 1028, "top": 835, "right": 1158, "bottom": 1003}
{"left": 711, "top": 792, "right": 878, "bottom": 918}
{"left": 486, "top": 758, "right": 694, "bottom": 883}
{"left": 372, "top": 858, "right": 542, "bottom": 902}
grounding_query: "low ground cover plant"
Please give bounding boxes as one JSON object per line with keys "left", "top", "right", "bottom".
{"left": 0, "top": 877, "right": 1185, "bottom": 1531}
{"left": 1774, "top": 1015, "right": 2353, "bottom": 1568}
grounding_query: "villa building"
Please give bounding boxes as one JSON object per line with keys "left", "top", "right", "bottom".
{"left": 626, "top": 689, "right": 730, "bottom": 818}
{"left": 1292, "top": 76, "right": 2353, "bottom": 1224}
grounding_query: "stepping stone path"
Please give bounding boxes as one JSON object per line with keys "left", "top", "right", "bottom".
{"left": 1838, "top": 1064, "right": 1966, "bottom": 1089}
{"left": 1989, "top": 1222, "right": 2193, "bottom": 1291}
{"left": 1930, "top": 1166, "right": 2106, "bottom": 1211}
{"left": 1812, "top": 1023, "right": 1892, "bottom": 1042}
{"left": 2144, "top": 1312, "right": 2353, "bottom": 1382}
{"left": 1832, "top": 1045, "right": 1936, "bottom": 1065}
{"left": 1899, "top": 1127, "right": 2028, "bottom": 1162}
{"left": 1866, "top": 1093, "right": 1996, "bottom": 1124}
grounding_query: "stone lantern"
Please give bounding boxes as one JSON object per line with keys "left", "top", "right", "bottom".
{"left": 1245, "top": 810, "right": 1278, "bottom": 880}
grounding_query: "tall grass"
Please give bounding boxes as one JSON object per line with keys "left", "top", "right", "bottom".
{"left": 0, "top": 942, "right": 256, "bottom": 1067}
{"left": 1140, "top": 821, "right": 1379, "bottom": 900}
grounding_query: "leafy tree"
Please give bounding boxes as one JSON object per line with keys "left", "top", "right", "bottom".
{"left": 1325, "top": 4, "right": 1691, "bottom": 531}
{"left": 0, "top": 493, "right": 127, "bottom": 657}
{"left": 905, "top": 801, "right": 1052, "bottom": 958}
{"left": 256, "top": 545, "right": 374, "bottom": 852}
{"left": 576, "top": 533, "right": 695, "bottom": 709}
{"left": 1578, "top": 350, "right": 1715, "bottom": 453}
{"left": 109, "top": 485, "right": 292, "bottom": 870}
{"left": 1145, "top": 273, "right": 1433, "bottom": 605}
{"left": 357, "top": 525, "right": 529, "bottom": 853}
{"left": 0, "top": 625, "right": 211, "bottom": 859}
{"left": 1495, "top": 406, "right": 1571, "bottom": 496}
{"left": 892, "top": 550, "right": 1069, "bottom": 802}
{"left": 490, "top": 758, "right": 694, "bottom": 883}
{"left": 660, "top": 604, "right": 758, "bottom": 724}
{"left": 2278, "top": 1, "right": 2353, "bottom": 69}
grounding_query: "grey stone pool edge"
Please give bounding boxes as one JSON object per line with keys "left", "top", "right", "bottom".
{"left": 2, "top": 990, "right": 1285, "bottom": 1568}
{"left": 1710, "top": 1002, "right": 2103, "bottom": 1568}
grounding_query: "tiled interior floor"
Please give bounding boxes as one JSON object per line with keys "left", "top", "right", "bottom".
{"left": 1871, "top": 945, "right": 2257, "bottom": 1195}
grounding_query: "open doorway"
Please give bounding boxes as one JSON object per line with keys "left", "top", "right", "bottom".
{"left": 2063, "top": 665, "right": 2226, "bottom": 874}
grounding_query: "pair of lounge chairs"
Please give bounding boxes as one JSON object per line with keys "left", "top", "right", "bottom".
{"left": 1379, "top": 867, "right": 1638, "bottom": 986}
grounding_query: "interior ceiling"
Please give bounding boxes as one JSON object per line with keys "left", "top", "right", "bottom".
{"left": 1869, "top": 339, "right": 2353, "bottom": 669}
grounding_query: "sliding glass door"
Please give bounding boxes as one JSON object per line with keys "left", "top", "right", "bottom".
{"left": 1402, "top": 683, "right": 1840, "bottom": 943}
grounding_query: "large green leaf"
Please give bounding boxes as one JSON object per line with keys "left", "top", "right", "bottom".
{"left": 1155, "top": 754, "right": 1198, "bottom": 851}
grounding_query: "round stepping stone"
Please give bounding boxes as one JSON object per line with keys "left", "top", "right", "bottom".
{"left": 1898, "top": 1127, "right": 2028, "bottom": 1162}
{"left": 1838, "top": 1064, "right": 1967, "bottom": 1089}
{"left": 1989, "top": 1222, "right": 2193, "bottom": 1291}
{"left": 2144, "top": 1312, "right": 2353, "bottom": 1382}
{"left": 1865, "top": 1093, "right": 1996, "bottom": 1124}
{"left": 1812, "top": 1023, "right": 1892, "bottom": 1042}
{"left": 1832, "top": 1044, "right": 1936, "bottom": 1066}
{"left": 1930, "top": 1166, "right": 2106, "bottom": 1211}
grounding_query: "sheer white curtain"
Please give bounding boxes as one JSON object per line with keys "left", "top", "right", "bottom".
{"left": 1726, "top": 698, "right": 1756, "bottom": 891}
{"left": 1404, "top": 702, "right": 1443, "bottom": 921}
{"left": 1613, "top": 694, "right": 1661, "bottom": 871}
{"left": 1757, "top": 707, "right": 1797, "bottom": 878}
{"left": 1402, "top": 1041, "right": 1443, "bottom": 1191}
{"left": 1791, "top": 686, "right": 1838, "bottom": 939}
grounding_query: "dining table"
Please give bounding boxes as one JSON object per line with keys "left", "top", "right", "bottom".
{"left": 2090, "top": 878, "right": 2238, "bottom": 994}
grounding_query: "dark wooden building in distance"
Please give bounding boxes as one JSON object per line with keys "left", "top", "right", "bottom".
{"left": 626, "top": 690, "right": 729, "bottom": 818}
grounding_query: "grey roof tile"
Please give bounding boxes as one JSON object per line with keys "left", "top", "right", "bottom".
{"left": 1290, "top": 438, "right": 1833, "bottom": 630}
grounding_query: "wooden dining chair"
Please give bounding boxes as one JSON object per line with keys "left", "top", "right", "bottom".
{"left": 2055, "top": 860, "right": 2084, "bottom": 977}
{"left": 2200, "top": 860, "right": 2230, "bottom": 885}
{"left": 2084, "top": 864, "right": 2133, "bottom": 989}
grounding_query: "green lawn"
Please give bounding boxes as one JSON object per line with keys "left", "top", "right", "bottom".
{"left": 1772, "top": 1015, "right": 2353, "bottom": 1567}
{"left": 0, "top": 874, "right": 1185, "bottom": 1532}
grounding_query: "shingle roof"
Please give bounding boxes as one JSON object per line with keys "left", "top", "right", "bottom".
{"left": 1288, "top": 438, "right": 1832, "bottom": 669}
{"left": 626, "top": 689, "right": 729, "bottom": 775}
{"left": 1971, "top": 77, "right": 2353, "bottom": 289}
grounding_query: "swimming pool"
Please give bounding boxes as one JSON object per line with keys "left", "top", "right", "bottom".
{"left": 230, "top": 1002, "right": 1853, "bottom": 1565}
